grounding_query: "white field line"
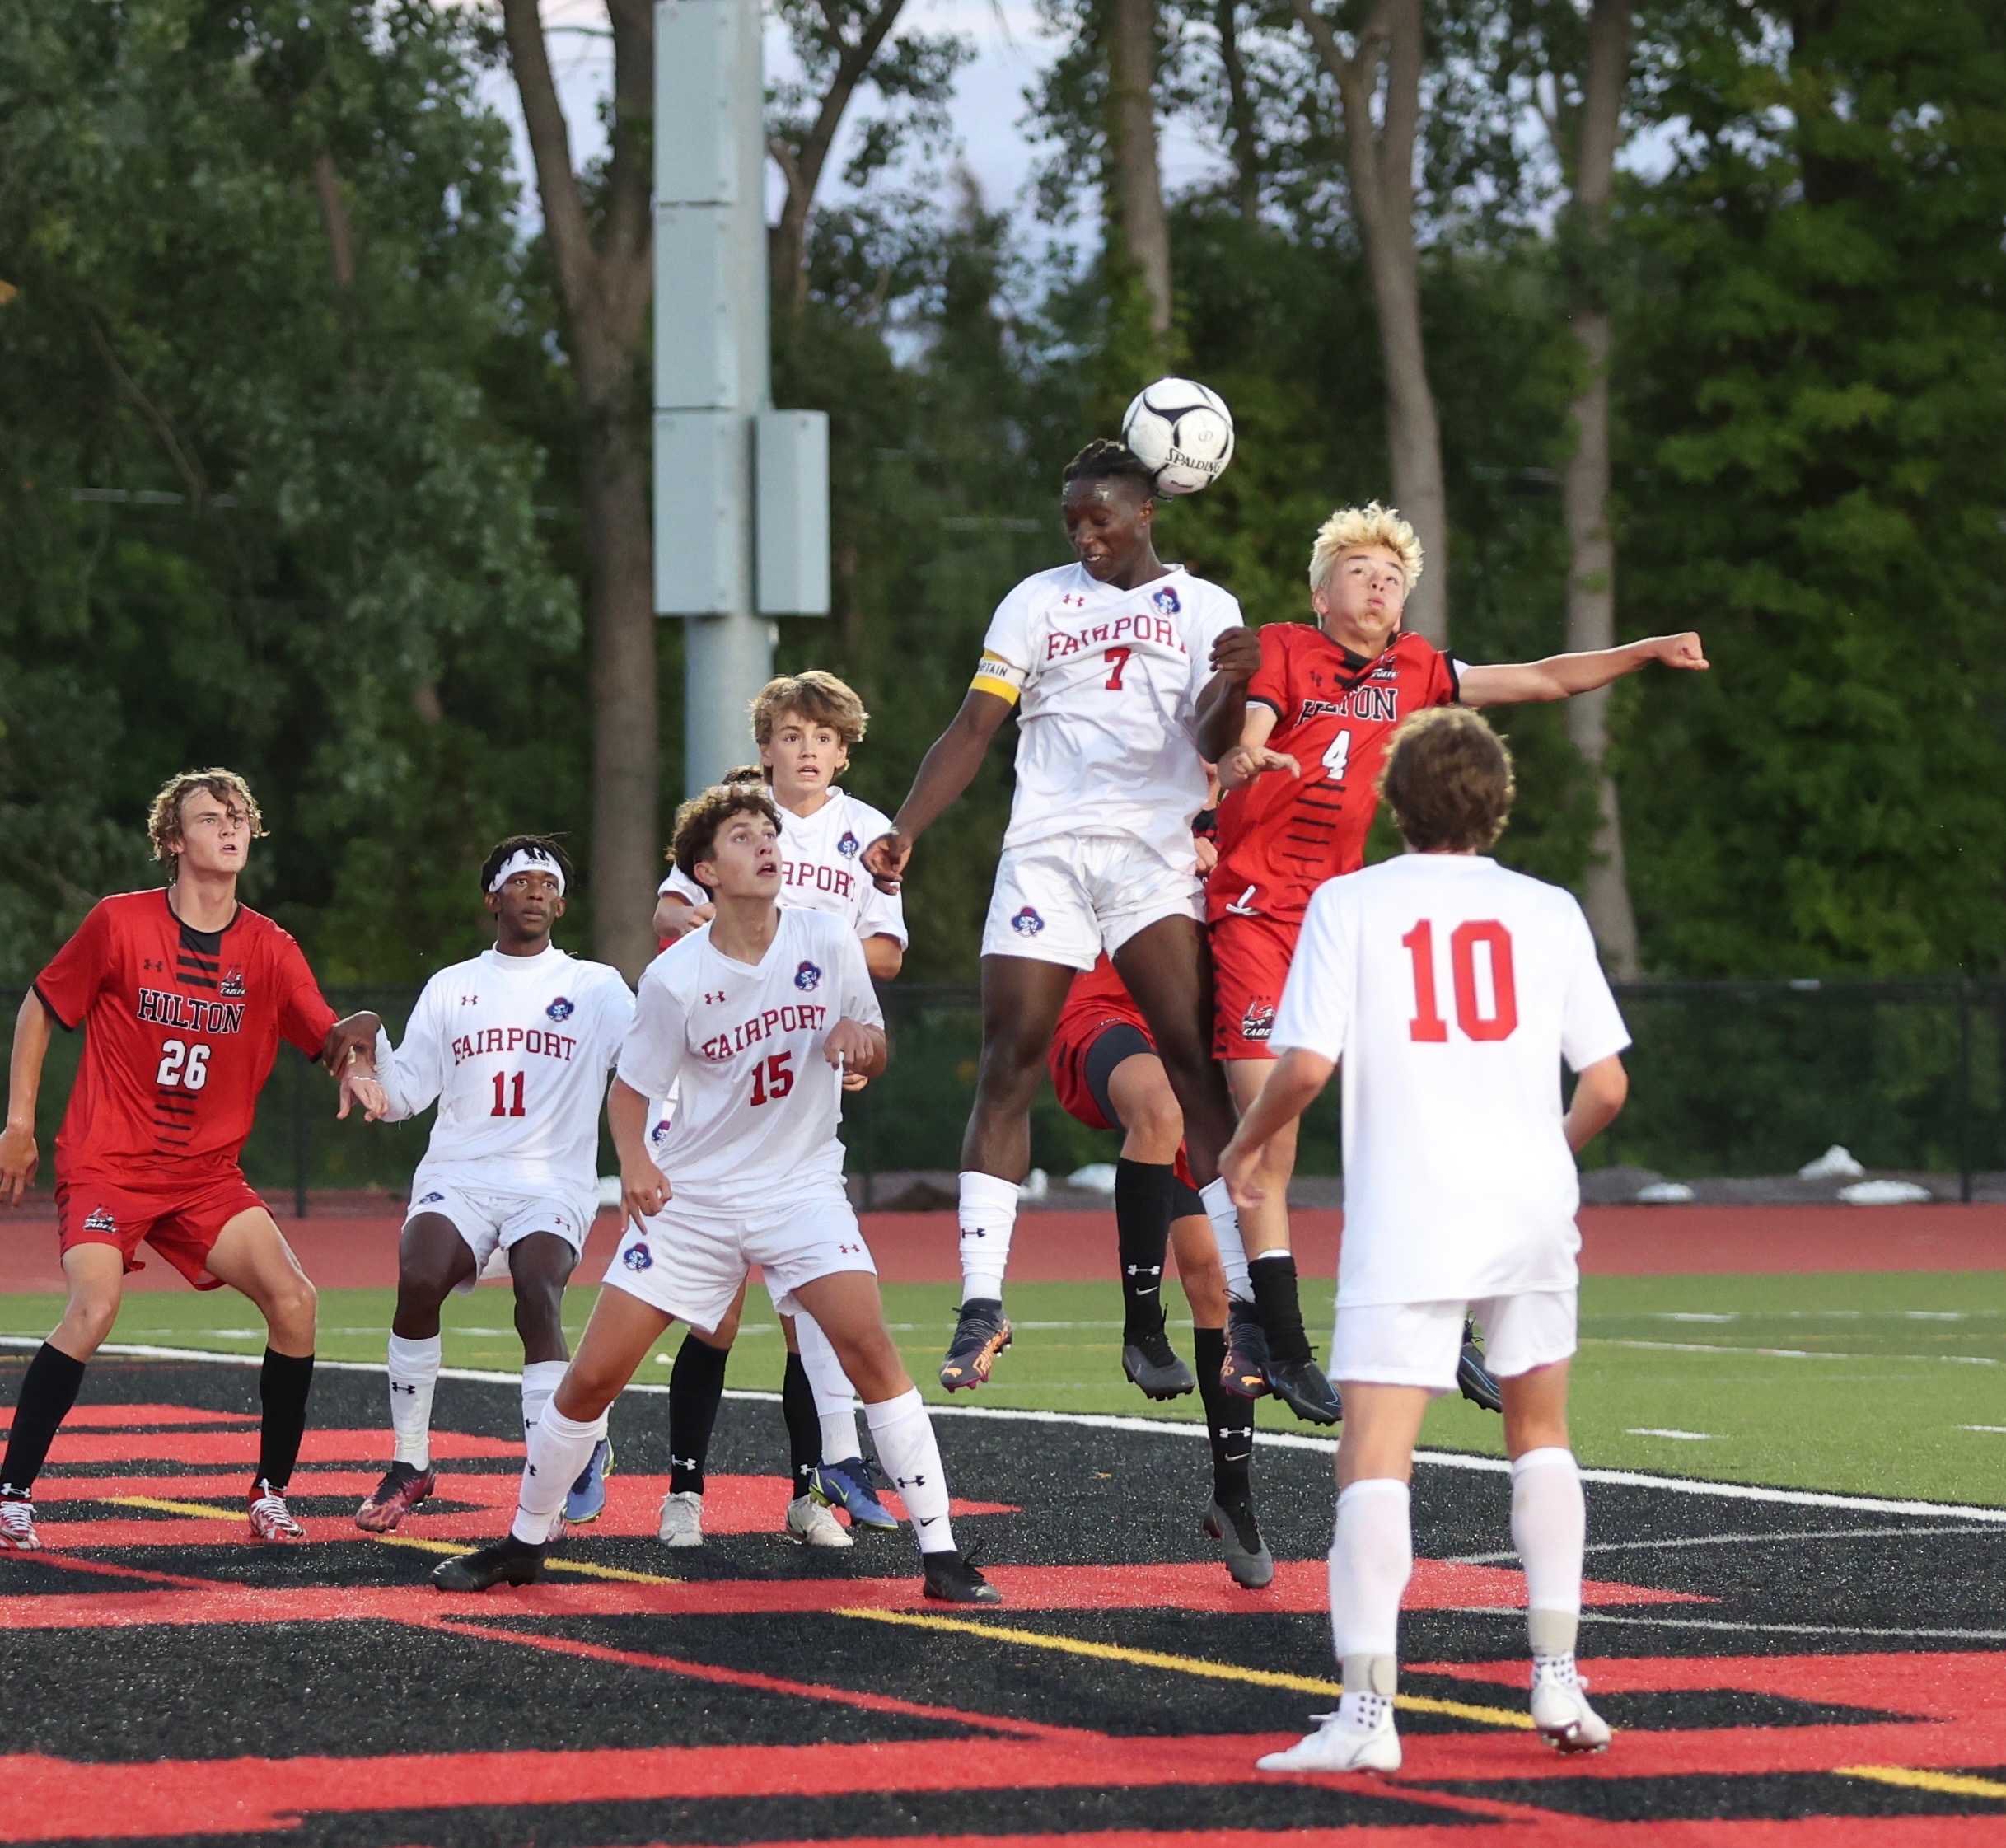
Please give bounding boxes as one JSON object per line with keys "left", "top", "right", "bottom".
{"left": 1587, "top": 1337, "right": 2002, "bottom": 1365}
{"left": 1444, "top": 1523, "right": 2004, "bottom": 1565}
{"left": 1438, "top": 1607, "right": 2006, "bottom": 1643}
{"left": 7, "top": 1334, "right": 2006, "bottom": 1523}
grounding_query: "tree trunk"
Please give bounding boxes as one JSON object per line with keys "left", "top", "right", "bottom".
{"left": 1108, "top": 0, "right": 1172, "bottom": 342}
{"left": 1291, "top": 0, "right": 1449, "bottom": 643}
{"left": 311, "top": 152, "right": 355, "bottom": 290}
{"left": 1215, "top": 0, "right": 1261, "bottom": 221}
{"left": 1559, "top": 0, "right": 1639, "bottom": 972}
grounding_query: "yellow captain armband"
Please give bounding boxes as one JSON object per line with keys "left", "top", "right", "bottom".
{"left": 970, "top": 651, "right": 1027, "bottom": 705}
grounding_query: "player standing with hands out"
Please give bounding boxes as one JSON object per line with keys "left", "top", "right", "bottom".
{"left": 1224, "top": 709, "right": 1632, "bottom": 1772}
{"left": 433, "top": 784, "right": 997, "bottom": 1603}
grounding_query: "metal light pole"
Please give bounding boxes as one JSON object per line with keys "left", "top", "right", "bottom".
{"left": 655, "top": 0, "right": 830, "bottom": 798}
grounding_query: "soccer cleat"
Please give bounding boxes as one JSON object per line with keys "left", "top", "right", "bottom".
{"left": 432, "top": 1535, "right": 546, "bottom": 1591}
{"left": 1263, "top": 1354, "right": 1343, "bottom": 1426}
{"left": 1457, "top": 1320, "right": 1504, "bottom": 1414}
{"left": 922, "top": 1548, "right": 1002, "bottom": 1603}
{"left": 564, "top": 1438, "right": 614, "bottom": 1524}
{"left": 939, "top": 1298, "right": 1012, "bottom": 1391}
{"left": 811, "top": 1458, "right": 899, "bottom": 1532}
{"left": 657, "top": 1490, "right": 704, "bottom": 1548}
{"left": 247, "top": 1481, "right": 305, "bottom": 1543}
{"left": 355, "top": 1462, "right": 437, "bottom": 1533}
{"left": 1122, "top": 1325, "right": 1196, "bottom": 1401}
{"left": 1257, "top": 1707, "right": 1402, "bottom": 1775}
{"left": 1202, "top": 1496, "right": 1274, "bottom": 1590}
{"left": 0, "top": 1495, "right": 40, "bottom": 1552}
{"left": 1220, "top": 1302, "right": 1272, "bottom": 1399}
{"left": 786, "top": 1493, "right": 853, "bottom": 1549}
{"left": 1531, "top": 1664, "right": 1612, "bottom": 1752}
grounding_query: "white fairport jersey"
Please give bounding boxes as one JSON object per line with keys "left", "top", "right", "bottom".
{"left": 659, "top": 788, "right": 906, "bottom": 947}
{"left": 618, "top": 907, "right": 881, "bottom": 1214}
{"left": 1271, "top": 854, "right": 1630, "bottom": 1307}
{"left": 974, "top": 562, "right": 1243, "bottom": 868}
{"left": 372, "top": 946, "right": 633, "bottom": 1201}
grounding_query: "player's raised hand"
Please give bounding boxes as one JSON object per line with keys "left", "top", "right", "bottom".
{"left": 1648, "top": 632, "right": 1708, "bottom": 671}
{"left": 860, "top": 830, "right": 910, "bottom": 894}
{"left": 655, "top": 897, "right": 714, "bottom": 943}
{"left": 1209, "top": 627, "right": 1262, "bottom": 683}
{"left": 0, "top": 1124, "right": 38, "bottom": 1206}
{"left": 621, "top": 1156, "right": 671, "bottom": 1230}
{"left": 825, "top": 1018, "right": 885, "bottom": 1077}
{"left": 1218, "top": 742, "right": 1302, "bottom": 789}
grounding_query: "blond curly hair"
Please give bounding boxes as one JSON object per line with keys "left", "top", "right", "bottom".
{"left": 1309, "top": 502, "right": 1424, "bottom": 594}
{"left": 146, "top": 769, "right": 267, "bottom": 871}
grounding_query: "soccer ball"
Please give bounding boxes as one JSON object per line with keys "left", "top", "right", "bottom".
{"left": 1121, "top": 377, "right": 1235, "bottom": 496}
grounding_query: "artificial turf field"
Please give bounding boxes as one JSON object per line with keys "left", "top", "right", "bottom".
{"left": 5, "top": 1330, "right": 2006, "bottom": 1843}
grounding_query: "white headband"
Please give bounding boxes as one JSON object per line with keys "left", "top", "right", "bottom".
{"left": 489, "top": 849, "right": 566, "bottom": 896}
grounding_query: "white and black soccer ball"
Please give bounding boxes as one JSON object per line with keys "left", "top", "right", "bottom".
{"left": 1121, "top": 377, "right": 1235, "bottom": 496}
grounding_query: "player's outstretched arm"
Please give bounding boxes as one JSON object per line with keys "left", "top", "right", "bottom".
{"left": 0, "top": 993, "right": 54, "bottom": 1206}
{"left": 652, "top": 893, "right": 713, "bottom": 943}
{"left": 1195, "top": 627, "right": 1262, "bottom": 761}
{"left": 824, "top": 1018, "right": 887, "bottom": 1083}
{"left": 320, "top": 1011, "right": 383, "bottom": 1077}
{"left": 606, "top": 1078, "right": 671, "bottom": 1229}
{"left": 1459, "top": 633, "right": 1708, "bottom": 708}
{"left": 1563, "top": 1055, "right": 1629, "bottom": 1153}
{"left": 861, "top": 689, "right": 1013, "bottom": 892}
{"left": 1218, "top": 1046, "right": 1334, "bottom": 1211}
{"left": 1216, "top": 702, "right": 1301, "bottom": 791}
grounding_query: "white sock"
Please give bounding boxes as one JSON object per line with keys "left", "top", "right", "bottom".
{"left": 1199, "top": 1179, "right": 1252, "bottom": 1303}
{"left": 509, "top": 1403, "right": 606, "bottom": 1544}
{"left": 794, "top": 1312, "right": 863, "bottom": 1464}
{"left": 863, "top": 1387, "right": 956, "bottom": 1557}
{"left": 520, "top": 1360, "right": 568, "bottom": 1443}
{"left": 1329, "top": 1477, "right": 1412, "bottom": 1662}
{"left": 1512, "top": 1447, "right": 1586, "bottom": 1662}
{"left": 386, "top": 1334, "right": 441, "bottom": 1468}
{"left": 958, "top": 1171, "right": 1018, "bottom": 1304}
{"left": 1338, "top": 1652, "right": 1397, "bottom": 1733}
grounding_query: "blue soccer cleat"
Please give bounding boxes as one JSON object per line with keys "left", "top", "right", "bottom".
{"left": 811, "top": 1457, "right": 900, "bottom": 1532}
{"left": 565, "top": 1437, "right": 613, "bottom": 1524}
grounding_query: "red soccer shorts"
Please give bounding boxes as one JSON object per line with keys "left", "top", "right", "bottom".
{"left": 1048, "top": 1010, "right": 1198, "bottom": 1192}
{"left": 57, "top": 1167, "right": 269, "bottom": 1290}
{"left": 1210, "top": 911, "right": 1301, "bottom": 1062}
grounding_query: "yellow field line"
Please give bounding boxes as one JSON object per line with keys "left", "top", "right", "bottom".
{"left": 835, "top": 1606, "right": 1535, "bottom": 1729}
{"left": 101, "top": 1496, "right": 680, "bottom": 1585}
{"left": 1837, "top": 1766, "right": 2006, "bottom": 1800}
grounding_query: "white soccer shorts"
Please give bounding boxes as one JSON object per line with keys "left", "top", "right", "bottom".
{"left": 980, "top": 834, "right": 1204, "bottom": 970}
{"left": 404, "top": 1181, "right": 594, "bottom": 1289}
{"left": 605, "top": 1190, "right": 877, "bottom": 1334}
{"left": 1330, "top": 1289, "right": 1578, "bottom": 1393}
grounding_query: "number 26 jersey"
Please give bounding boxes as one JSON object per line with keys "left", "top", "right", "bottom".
{"left": 616, "top": 908, "right": 881, "bottom": 1215}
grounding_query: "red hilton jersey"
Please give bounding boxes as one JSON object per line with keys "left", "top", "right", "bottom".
{"left": 34, "top": 891, "right": 339, "bottom": 1179}
{"left": 1208, "top": 625, "right": 1459, "bottom": 926}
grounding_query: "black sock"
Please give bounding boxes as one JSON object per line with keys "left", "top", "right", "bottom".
{"left": 1193, "top": 1325, "right": 1253, "bottom": 1507}
{"left": 1249, "top": 1254, "right": 1312, "bottom": 1366}
{"left": 255, "top": 1349, "right": 315, "bottom": 1493}
{"left": 1, "top": 1344, "right": 87, "bottom": 1497}
{"left": 667, "top": 1331, "right": 730, "bottom": 1495}
{"left": 1114, "top": 1158, "right": 1176, "bottom": 1339}
{"left": 782, "top": 1350, "right": 821, "bottom": 1495}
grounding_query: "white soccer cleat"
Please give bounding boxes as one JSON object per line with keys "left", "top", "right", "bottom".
{"left": 0, "top": 1495, "right": 41, "bottom": 1551}
{"left": 247, "top": 1482, "right": 306, "bottom": 1543}
{"left": 1531, "top": 1666, "right": 1612, "bottom": 1753}
{"left": 785, "top": 1493, "right": 853, "bottom": 1550}
{"left": 1257, "top": 1708, "right": 1401, "bottom": 1775}
{"left": 657, "top": 1490, "right": 704, "bottom": 1548}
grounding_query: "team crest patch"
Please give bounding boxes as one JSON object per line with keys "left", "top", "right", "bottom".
{"left": 221, "top": 967, "right": 245, "bottom": 999}
{"left": 546, "top": 997, "right": 575, "bottom": 1022}
{"left": 1011, "top": 906, "right": 1045, "bottom": 937}
{"left": 1152, "top": 585, "right": 1181, "bottom": 615}
{"left": 622, "top": 1242, "right": 654, "bottom": 1272}
{"left": 82, "top": 1207, "right": 118, "bottom": 1234}
{"left": 418, "top": 1191, "right": 445, "bottom": 1205}
{"left": 794, "top": 960, "right": 822, "bottom": 991}
{"left": 1241, "top": 1000, "right": 1276, "bottom": 1043}
{"left": 837, "top": 831, "right": 860, "bottom": 858}
{"left": 649, "top": 1119, "right": 673, "bottom": 1147}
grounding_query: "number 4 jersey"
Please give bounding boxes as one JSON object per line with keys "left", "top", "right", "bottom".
{"left": 371, "top": 945, "right": 634, "bottom": 1205}
{"left": 33, "top": 890, "right": 340, "bottom": 1181}
{"left": 1271, "top": 854, "right": 1630, "bottom": 1306}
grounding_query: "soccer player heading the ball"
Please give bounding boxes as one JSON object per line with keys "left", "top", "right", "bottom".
{"left": 435, "top": 782, "right": 997, "bottom": 1603}
{"left": 862, "top": 440, "right": 1342, "bottom": 1425}
{"left": 1224, "top": 709, "right": 1632, "bottom": 1771}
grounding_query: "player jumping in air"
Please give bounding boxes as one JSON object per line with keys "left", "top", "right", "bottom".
{"left": 651, "top": 673, "right": 905, "bottom": 1551}
{"left": 434, "top": 783, "right": 997, "bottom": 1603}
{"left": 1211, "top": 503, "right": 1703, "bottom": 1400}
{"left": 1224, "top": 709, "right": 1631, "bottom": 1771}
{"left": 342, "top": 837, "right": 633, "bottom": 1534}
{"left": 0, "top": 770, "right": 381, "bottom": 1546}
{"left": 861, "top": 441, "right": 1339, "bottom": 1425}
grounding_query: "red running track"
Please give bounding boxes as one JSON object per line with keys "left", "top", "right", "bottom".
{"left": 0, "top": 1201, "right": 1999, "bottom": 1293}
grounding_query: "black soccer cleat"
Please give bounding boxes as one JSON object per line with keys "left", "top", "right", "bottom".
{"left": 1220, "top": 1302, "right": 1272, "bottom": 1401}
{"left": 431, "top": 1534, "right": 546, "bottom": 1592}
{"left": 1263, "top": 1354, "right": 1344, "bottom": 1426}
{"left": 939, "top": 1299, "right": 1012, "bottom": 1392}
{"left": 1457, "top": 1319, "right": 1504, "bottom": 1413}
{"left": 1203, "top": 1495, "right": 1275, "bottom": 1590}
{"left": 922, "top": 1548, "right": 1002, "bottom": 1604}
{"left": 1121, "top": 1324, "right": 1196, "bottom": 1401}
